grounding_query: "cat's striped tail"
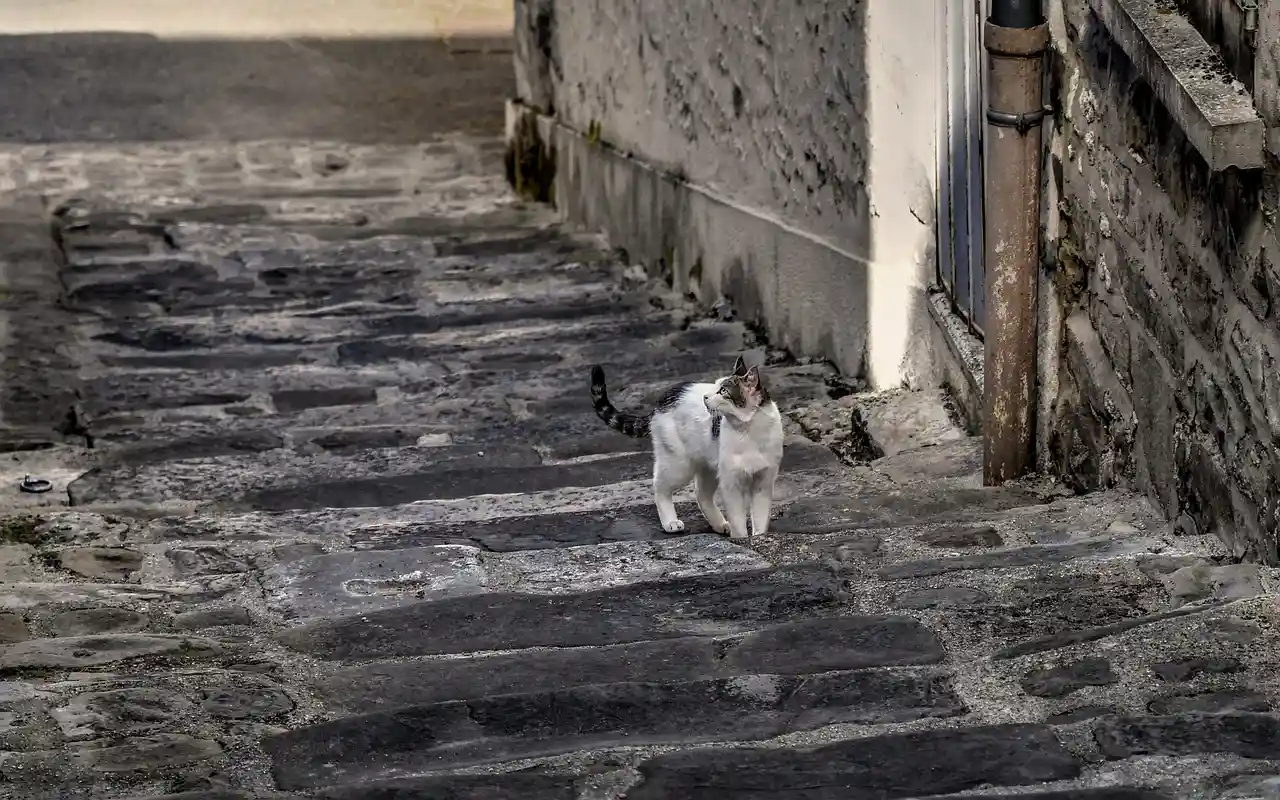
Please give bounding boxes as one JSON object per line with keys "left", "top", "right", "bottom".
{"left": 590, "top": 365, "right": 651, "bottom": 438}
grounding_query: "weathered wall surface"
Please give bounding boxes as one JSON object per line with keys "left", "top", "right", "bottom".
{"left": 514, "top": 0, "right": 941, "bottom": 388}
{"left": 1045, "top": 0, "right": 1280, "bottom": 560}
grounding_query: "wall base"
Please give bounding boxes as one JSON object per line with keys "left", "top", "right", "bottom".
{"left": 505, "top": 99, "right": 984, "bottom": 408}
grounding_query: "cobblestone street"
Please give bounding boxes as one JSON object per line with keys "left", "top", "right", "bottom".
{"left": 1, "top": 20, "right": 1279, "bottom": 800}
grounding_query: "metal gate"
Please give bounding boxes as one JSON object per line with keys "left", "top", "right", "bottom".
{"left": 935, "top": 0, "right": 988, "bottom": 336}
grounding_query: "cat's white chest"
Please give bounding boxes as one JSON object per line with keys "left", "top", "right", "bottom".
{"left": 718, "top": 419, "right": 782, "bottom": 477}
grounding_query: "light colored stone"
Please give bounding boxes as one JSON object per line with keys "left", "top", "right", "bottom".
{"left": 852, "top": 389, "right": 967, "bottom": 458}
{"left": 0, "top": 635, "right": 222, "bottom": 669}
{"left": 54, "top": 547, "right": 144, "bottom": 582}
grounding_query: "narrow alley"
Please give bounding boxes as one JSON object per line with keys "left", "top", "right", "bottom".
{"left": 0, "top": 12, "right": 1277, "bottom": 800}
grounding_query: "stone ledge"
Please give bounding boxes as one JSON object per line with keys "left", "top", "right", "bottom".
{"left": 1087, "top": 0, "right": 1264, "bottom": 170}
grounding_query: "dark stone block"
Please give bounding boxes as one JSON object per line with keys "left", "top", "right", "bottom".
{"left": 107, "top": 432, "right": 284, "bottom": 466}
{"left": 958, "top": 791, "right": 1170, "bottom": 800}
{"left": 1152, "top": 656, "right": 1243, "bottom": 682}
{"left": 95, "top": 327, "right": 212, "bottom": 351}
{"left": 771, "top": 487, "right": 1044, "bottom": 534}
{"left": 100, "top": 351, "right": 306, "bottom": 370}
{"left": 265, "top": 669, "right": 964, "bottom": 787}
{"left": 880, "top": 537, "right": 1138, "bottom": 581}
{"left": 1021, "top": 658, "right": 1118, "bottom": 698}
{"left": 312, "top": 616, "right": 946, "bottom": 709}
{"left": 895, "top": 586, "right": 991, "bottom": 609}
{"left": 917, "top": 525, "right": 1004, "bottom": 548}
{"left": 278, "top": 566, "right": 842, "bottom": 659}
{"left": 1047, "top": 706, "right": 1117, "bottom": 724}
{"left": 242, "top": 454, "right": 652, "bottom": 511}
{"left": 309, "top": 428, "right": 425, "bottom": 453}
{"left": 271, "top": 386, "right": 379, "bottom": 414}
{"left": 171, "top": 607, "right": 252, "bottom": 630}
{"left": 1146, "top": 689, "right": 1270, "bottom": 715}
{"left": 833, "top": 535, "right": 883, "bottom": 560}
{"left": 311, "top": 774, "right": 577, "bottom": 800}
{"left": 1095, "top": 712, "right": 1280, "bottom": 759}
{"left": 349, "top": 502, "right": 702, "bottom": 552}
{"left": 49, "top": 607, "right": 149, "bottom": 636}
{"left": 201, "top": 684, "right": 294, "bottom": 719}
{"left": 626, "top": 723, "right": 1081, "bottom": 799}
{"left": 993, "top": 601, "right": 1227, "bottom": 660}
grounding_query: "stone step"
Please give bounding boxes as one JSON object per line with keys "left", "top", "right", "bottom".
{"left": 260, "top": 534, "right": 771, "bottom": 619}
{"left": 275, "top": 565, "right": 844, "bottom": 660}
{"left": 308, "top": 616, "right": 947, "bottom": 711}
{"left": 68, "top": 437, "right": 846, "bottom": 510}
{"left": 263, "top": 667, "right": 966, "bottom": 787}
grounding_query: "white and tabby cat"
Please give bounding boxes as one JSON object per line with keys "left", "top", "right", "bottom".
{"left": 589, "top": 356, "right": 784, "bottom": 539}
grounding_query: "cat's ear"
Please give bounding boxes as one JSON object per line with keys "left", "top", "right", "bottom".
{"left": 743, "top": 365, "right": 761, "bottom": 387}
{"left": 732, "top": 356, "right": 749, "bottom": 376}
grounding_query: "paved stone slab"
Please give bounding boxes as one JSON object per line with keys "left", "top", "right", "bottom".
{"left": 1146, "top": 689, "right": 1271, "bottom": 714}
{"left": 878, "top": 535, "right": 1166, "bottom": 580}
{"left": 1152, "top": 656, "right": 1243, "bottom": 682}
{"left": 0, "top": 583, "right": 188, "bottom": 611}
{"left": 243, "top": 453, "right": 653, "bottom": 511}
{"left": 272, "top": 535, "right": 769, "bottom": 618}
{"left": 53, "top": 687, "right": 196, "bottom": 739}
{"left": 104, "top": 431, "right": 285, "bottom": 466}
{"left": 72, "top": 444, "right": 545, "bottom": 507}
{"left": 348, "top": 501, "right": 709, "bottom": 551}
{"left": 1021, "top": 658, "right": 1119, "bottom": 698}
{"left": 278, "top": 566, "right": 842, "bottom": 659}
{"left": 626, "top": 723, "right": 1082, "bottom": 799}
{"left": 265, "top": 669, "right": 964, "bottom": 786}
{"left": 1095, "top": 713, "right": 1280, "bottom": 759}
{"left": 53, "top": 547, "right": 144, "bottom": 581}
{"left": 270, "top": 386, "right": 378, "bottom": 414}
{"left": 312, "top": 615, "right": 945, "bottom": 709}
{"left": 771, "top": 487, "right": 1045, "bottom": 533}
{"left": 72, "top": 733, "right": 223, "bottom": 773}
{"left": 849, "top": 389, "right": 968, "bottom": 458}
{"left": 262, "top": 544, "right": 488, "bottom": 619}
{"left": 48, "top": 608, "right": 149, "bottom": 637}
{"left": 0, "top": 634, "right": 223, "bottom": 670}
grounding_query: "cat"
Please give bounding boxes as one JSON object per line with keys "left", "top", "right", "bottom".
{"left": 589, "top": 356, "right": 784, "bottom": 539}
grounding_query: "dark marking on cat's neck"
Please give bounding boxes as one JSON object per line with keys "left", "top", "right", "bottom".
{"left": 711, "top": 415, "right": 722, "bottom": 440}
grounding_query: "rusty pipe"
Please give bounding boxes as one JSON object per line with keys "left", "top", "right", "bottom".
{"left": 982, "top": 11, "right": 1049, "bottom": 486}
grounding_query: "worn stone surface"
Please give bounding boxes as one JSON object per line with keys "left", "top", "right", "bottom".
{"left": 627, "top": 724, "right": 1082, "bottom": 799}
{"left": 54, "top": 547, "right": 144, "bottom": 581}
{"left": 1021, "top": 658, "right": 1119, "bottom": 698}
{"left": 311, "top": 616, "right": 945, "bottom": 710}
{"left": 1046, "top": 0, "right": 1280, "bottom": 563}
{"left": 0, "top": 36, "right": 1263, "bottom": 800}
{"left": 270, "top": 669, "right": 964, "bottom": 785}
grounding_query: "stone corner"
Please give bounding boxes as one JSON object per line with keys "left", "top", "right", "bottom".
{"left": 1086, "top": 0, "right": 1265, "bottom": 170}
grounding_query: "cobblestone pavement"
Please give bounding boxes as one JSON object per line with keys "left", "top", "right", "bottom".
{"left": 1, "top": 45, "right": 1279, "bottom": 800}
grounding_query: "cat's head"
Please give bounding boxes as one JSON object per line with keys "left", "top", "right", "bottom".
{"left": 704, "top": 356, "right": 770, "bottom": 418}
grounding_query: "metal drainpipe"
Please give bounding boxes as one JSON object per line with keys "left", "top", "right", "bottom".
{"left": 982, "top": 0, "right": 1050, "bottom": 485}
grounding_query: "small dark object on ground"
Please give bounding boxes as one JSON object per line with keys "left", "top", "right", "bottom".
{"left": 19, "top": 475, "right": 51, "bottom": 494}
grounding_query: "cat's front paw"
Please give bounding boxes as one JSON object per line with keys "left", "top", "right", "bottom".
{"left": 728, "top": 530, "right": 749, "bottom": 540}
{"left": 662, "top": 519, "right": 686, "bottom": 533}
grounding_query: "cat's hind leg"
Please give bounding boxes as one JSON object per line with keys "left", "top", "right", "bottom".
{"left": 694, "top": 467, "right": 729, "bottom": 535}
{"left": 654, "top": 452, "right": 694, "bottom": 533}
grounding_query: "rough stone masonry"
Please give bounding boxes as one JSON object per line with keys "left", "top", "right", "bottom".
{"left": 1045, "top": 0, "right": 1280, "bottom": 563}
{"left": 0, "top": 22, "right": 1278, "bottom": 800}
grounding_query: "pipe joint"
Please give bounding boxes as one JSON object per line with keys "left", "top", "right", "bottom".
{"left": 984, "top": 20, "right": 1050, "bottom": 57}
{"left": 987, "top": 106, "right": 1052, "bottom": 134}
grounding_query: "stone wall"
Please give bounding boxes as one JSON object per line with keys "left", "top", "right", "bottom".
{"left": 513, "top": 0, "right": 942, "bottom": 389}
{"left": 1045, "top": 0, "right": 1280, "bottom": 561}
